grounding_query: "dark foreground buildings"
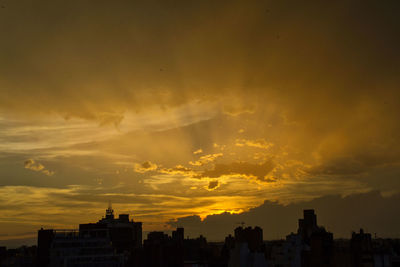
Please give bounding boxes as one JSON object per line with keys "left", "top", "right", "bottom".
{"left": 1, "top": 207, "right": 399, "bottom": 266}
{"left": 37, "top": 204, "right": 142, "bottom": 267}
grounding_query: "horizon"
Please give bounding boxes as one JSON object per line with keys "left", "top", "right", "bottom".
{"left": 1, "top": 189, "right": 399, "bottom": 249}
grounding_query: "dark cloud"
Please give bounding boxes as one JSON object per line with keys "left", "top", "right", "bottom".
{"left": 0, "top": 0, "right": 399, "bottom": 121}
{"left": 168, "top": 191, "right": 400, "bottom": 241}
{"left": 307, "top": 157, "right": 367, "bottom": 176}
{"left": 307, "top": 147, "right": 400, "bottom": 177}
{"left": 207, "top": 180, "right": 219, "bottom": 190}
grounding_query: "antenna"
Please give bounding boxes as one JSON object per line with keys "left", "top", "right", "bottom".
{"left": 236, "top": 221, "right": 246, "bottom": 227}
{"left": 106, "top": 200, "right": 114, "bottom": 218}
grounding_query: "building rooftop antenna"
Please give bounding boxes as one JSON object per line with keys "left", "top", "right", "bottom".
{"left": 236, "top": 221, "right": 246, "bottom": 227}
{"left": 106, "top": 200, "right": 114, "bottom": 218}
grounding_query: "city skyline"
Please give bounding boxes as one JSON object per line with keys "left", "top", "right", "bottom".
{"left": 28, "top": 207, "right": 400, "bottom": 266}
{"left": 1, "top": 0, "right": 400, "bottom": 249}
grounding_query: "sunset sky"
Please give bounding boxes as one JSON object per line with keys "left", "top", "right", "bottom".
{"left": 1, "top": 0, "right": 400, "bottom": 245}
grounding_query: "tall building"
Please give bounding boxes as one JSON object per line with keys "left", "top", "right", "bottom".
{"left": 228, "top": 226, "right": 266, "bottom": 267}
{"left": 298, "top": 209, "right": 319, "bottom": 243}
{"left": 37, "top": 229, "right": 54, "bottom": 267}
{"left": 143, "top": 229, "right": 184, "bottom": 267}
{"left": 297, "top": 209, "right": 334, "bottom": 267}
{"left": 172, "top": 227, "right": 184, "bottom": 244}
{"left": 234, "top": 226, "right": 263, "bottom": 252}
{"left": 351, "top": 229, "right": 374, "bottom": 267}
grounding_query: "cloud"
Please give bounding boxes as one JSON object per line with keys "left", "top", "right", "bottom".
{"left": 0, "top": 0, "right": 398, "bottom": 123}
{"left": 134, "top": 161, "right": 158, "bottom": 173}
{"left": 235, "top": 138, "right": 274, "bottom": 150}
{"left": 96, "top": 112, "right": 124, "bottom": 127}
{"left": 199, "top": 160, "right": 276, "bottom": 183}
{"left": 159, "top": 165, "right": 196, "bottom": 177}
{"left": 1, "top": 0, "right": 398, "bottom": 195}
{"left": 41, "top": 169, "right": 55, "bottom": 176}
{"left": 1, "top": 0, "right": 400, "bottom": 245}
{"left": 24, "top": 159, "right": 54, "bottom": 176}
{"left": 222, "top": 104, "right": 256, "bottom": 116}
{"left": 189, "top": 153, "right": 223, "bottom": 166}
{"left": 24, "top": 159, "right": 44, "bottom": 171}
{"left": 307, "top": 156, "right": 367, "bottom": 176}
{"left": 193, "top": 149, "right": 203, "bottom": 155}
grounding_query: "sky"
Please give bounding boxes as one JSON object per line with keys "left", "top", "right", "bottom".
{"left": 0, "top": 0, "right": 400, "bottom": 246}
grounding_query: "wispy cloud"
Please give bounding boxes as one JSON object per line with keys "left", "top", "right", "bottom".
{"left": 24, "top": 159, "right": 54, "bottom": 176}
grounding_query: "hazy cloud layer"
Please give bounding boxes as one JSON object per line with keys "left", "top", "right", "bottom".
{"left": 0, "top": 0, "right": 399, "bottom": 119}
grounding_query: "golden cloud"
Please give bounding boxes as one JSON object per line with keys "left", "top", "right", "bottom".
{"left": 199, "top": 160, "right": 276, "bottom": 183}
{"left": 193, "top": 149, "right": 203, "bottom": 155}
{"left": 189, "top": 153, "right": 223, "bottom": 166}
{"left": 235, "top": 138, "right": 274, "bottom": 150}
{"left": 159, "top": 165, "right": 197, "bottom": 177}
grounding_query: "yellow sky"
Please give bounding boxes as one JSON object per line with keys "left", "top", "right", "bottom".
{"left": 0, "top": 0, "right": 400, "bottom": 243}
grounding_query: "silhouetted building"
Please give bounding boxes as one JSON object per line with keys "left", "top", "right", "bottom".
{"left": 172, "top": 227, "right": 184, "bottom": 244}
{"left": 0, "top": 245, "right": 37, "bottom": 267}
{"left": 228, "top": 242, "right": 267, "bottom": 267}
{"left": 331, "top": 239, "right": 352, "bottom": 267}
{"left": 302, "top": 227, "right": 334, "bottom": 267}
{"left": 297, "top": 209, "right": 334, "bottom": 267}
{"left": 37, "top": 229, "right": 54, "bottom": 267}
{"left": 48, "top": 229, "right": 123, "bottom": 267}
{"left": 351, "top": 229, "right": 374, "bottom": 267}
{"left": 183, "top": 235, "right": 209, "bottom": 265}
{"left": 224, "top": 226, "right": 267, "bottom": 267}
{"left": 234, "top": 226, "right": 263, "bottom": 252}
{"left": 31, "top": 207, "right": 400, "bottom": 267}
{"left": 0, "top": 246, "right": 6, "bottom": 262}
{"left": 267, "top": 233, "right": 303, "bottom": 267}
{"left": 37, "top": 204, "right": 142, "bottom": 266}
{"left": 143, "top": 229, "right": 184, "bottom": 267}
{"left": 80, "top": 203, "right": 142, "bottom": 252}
{"left": 298, "top": 209, "right": 318, "bottom": 244}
